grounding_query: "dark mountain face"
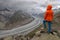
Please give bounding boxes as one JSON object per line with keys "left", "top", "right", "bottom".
{"left": 0, "top": 8, "right": 14, "bottom": 23}
{"left": 8, "top": 10, "right": 34, "bottom": 25}
{"left": 0, "top": 10, "right": 34, "bottom": 30}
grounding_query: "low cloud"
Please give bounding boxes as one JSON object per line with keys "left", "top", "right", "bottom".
{"left": 0, "top": 0, "right": 60, "bottom": 14}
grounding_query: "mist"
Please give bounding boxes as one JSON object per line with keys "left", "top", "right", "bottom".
{"left": 0, "top": 0, "right": 60, "bottom": 14}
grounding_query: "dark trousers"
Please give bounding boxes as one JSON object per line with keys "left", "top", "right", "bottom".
{"left": 43, "top": 20, "right": 52, "bottom": 33}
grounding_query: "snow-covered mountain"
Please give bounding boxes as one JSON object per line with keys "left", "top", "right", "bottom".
{"left": 0, "top": 0, "right": 60, "bottom": 18}
{"left": 1, "top": 0, "right": 60, "bottom": 20}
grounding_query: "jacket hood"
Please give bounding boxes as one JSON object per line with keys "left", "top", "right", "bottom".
{"left": 47, "top": 4, "right": 52, "bottom": 10}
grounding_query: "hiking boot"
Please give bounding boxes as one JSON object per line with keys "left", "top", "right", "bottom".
{"left": 50, "top": 32, "right": 54, "bottom": 35}
{"left": 47, "top": 31, "right": 55, "bottom": 35}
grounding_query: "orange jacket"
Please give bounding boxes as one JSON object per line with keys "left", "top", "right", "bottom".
{"left": 44, "top": 4, "right": 54, "bottom": 21}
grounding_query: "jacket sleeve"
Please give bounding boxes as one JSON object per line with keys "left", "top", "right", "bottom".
{"left": 44, "top": 11, "right": 48, "bottom": 19}
{"left": 52, "top": 11, "right": 54, "bottom": 19}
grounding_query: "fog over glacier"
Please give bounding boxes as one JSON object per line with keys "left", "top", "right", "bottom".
{"left": 0, "top": 0, "right": 60, "bottom": 14}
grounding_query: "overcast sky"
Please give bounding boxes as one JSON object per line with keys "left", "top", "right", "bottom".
{"left": 0, "top": 0, "right": 60, "bottom": 14}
